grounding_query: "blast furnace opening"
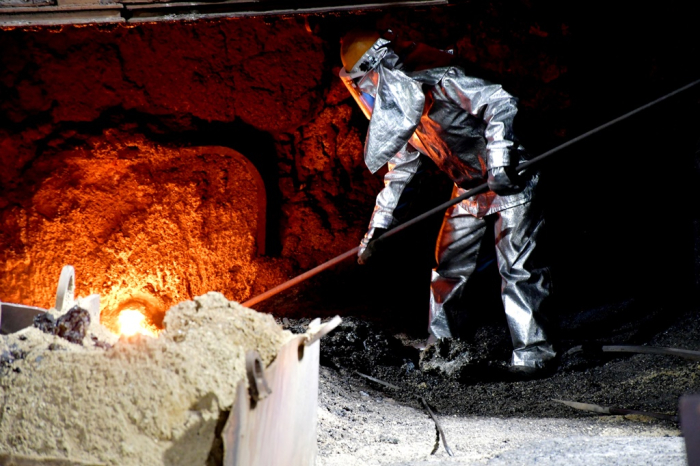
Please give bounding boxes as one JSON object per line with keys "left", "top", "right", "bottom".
{"left": 0, "top": 134, "right": 271, "bottom": 332}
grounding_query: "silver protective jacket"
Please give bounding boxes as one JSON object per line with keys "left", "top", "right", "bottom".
{"left": 347, "top": 42, "right": 537, "bottom": 229}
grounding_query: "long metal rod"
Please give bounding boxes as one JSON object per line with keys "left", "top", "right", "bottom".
{"left": 419, "top": 396, "right": 455, "bottom": 456}
{"left": 553, "top": 399, "right": 678, "bottom": 422}
{"left": 354, "top": 371, "right": 454, "bottom": 456}
{"left": 243, "top": 247, "right": 359, "bottom": 307}
{"left": 242, "top": 78, "right": 700, "bottom": 308}
{"left": 566, "top": 344, "right": 700, "bottom": 362}
{"left": 600, "top": 345, "right": 700, "bottom": 361}
{"left": 1, "top": 0, "right": 449, "bottom": 27}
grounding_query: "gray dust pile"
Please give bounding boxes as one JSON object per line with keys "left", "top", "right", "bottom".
{"left": 0, "top": 292, "right": 291, "bottom": 466}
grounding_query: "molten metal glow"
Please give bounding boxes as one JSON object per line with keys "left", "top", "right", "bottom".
{"left": 117, "top": 310, "right": 160, "bottom": 338}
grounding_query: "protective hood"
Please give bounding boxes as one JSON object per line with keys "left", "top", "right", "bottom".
{"left": 339, "top": 38, "right": 390, "bottom": 120}
{"left": 364, "top": 65, "right": 426, "bottom": 173}
{"left": 340, "top": 38, "right": 455, "bottom": 173}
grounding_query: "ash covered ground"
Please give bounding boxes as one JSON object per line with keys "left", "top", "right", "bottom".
{"left": 285, "top": 309, "right": 700, "bottom": 420}
{"left": 281, "top": 297, "right": 700, "bottom": 465}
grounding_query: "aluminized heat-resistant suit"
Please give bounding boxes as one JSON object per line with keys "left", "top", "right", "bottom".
{"left": 340, "top": 38, "right": 556, "bottom": 368}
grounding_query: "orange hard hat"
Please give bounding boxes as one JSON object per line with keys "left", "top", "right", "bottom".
{"left": 340, "top": 30, "right": 380, "bottom": 71}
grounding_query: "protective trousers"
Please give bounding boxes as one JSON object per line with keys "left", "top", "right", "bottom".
{"left": 428, "top": 187, "right": 556, "bottom": 368}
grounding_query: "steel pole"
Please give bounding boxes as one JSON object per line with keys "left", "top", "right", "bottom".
{"left": 242, "top": 78, "right": 700, "bottom": 308}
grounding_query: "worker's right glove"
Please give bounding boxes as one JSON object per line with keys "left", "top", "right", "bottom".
{"left": 357, "top": 227, "right": 387, "bottom": 265}
{"left": 487, "top": 166, "right": 524, "bottom": 196}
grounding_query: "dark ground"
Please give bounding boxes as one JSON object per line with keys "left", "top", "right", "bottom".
{"left": 281, "top": 297, "right": 700, "bottom": 427}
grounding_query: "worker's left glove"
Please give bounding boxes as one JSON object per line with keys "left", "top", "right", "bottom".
{"left": 357, "top": 227, "right": 387, "bottom": 265}
{"left": 487, "top": 166, "right": 524, "bottom": 196}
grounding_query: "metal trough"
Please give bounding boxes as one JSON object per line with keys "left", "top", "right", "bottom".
{"left": 224, "top": 316, "right": 341, "bottom": 466}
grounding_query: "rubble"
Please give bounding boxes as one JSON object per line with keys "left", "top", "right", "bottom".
{"left": 34, "top": 305, "right": 92, "bottom": 345}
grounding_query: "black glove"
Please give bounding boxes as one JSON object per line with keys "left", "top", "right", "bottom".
{"left": 357, "top": 227, "right": 387, "bottom": 265}
{"left": 487, "top": 166, "right": 524, "bottom": 196}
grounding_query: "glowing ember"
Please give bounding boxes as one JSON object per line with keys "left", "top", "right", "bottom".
{"left": 117, "top": 310, "right": 160, "bottom": 338}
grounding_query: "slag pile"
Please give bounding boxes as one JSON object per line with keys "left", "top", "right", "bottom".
{"left": 0, "top": 292, "right": 291, "bottom": 466}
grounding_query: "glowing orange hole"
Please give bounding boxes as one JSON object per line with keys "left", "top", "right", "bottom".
{"left": 117, "top": 309, "right": 160, "bottom": 338}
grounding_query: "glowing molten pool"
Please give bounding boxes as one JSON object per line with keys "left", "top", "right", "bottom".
{"left": 117, "top": 310, "right": 160, "bottom": 338}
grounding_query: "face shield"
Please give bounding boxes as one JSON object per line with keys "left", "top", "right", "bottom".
{"left": 339, "top": 37, "right": 389, "bottom": 120}
{"left": 338, "top": 37, "right": 425, "bottom": 174}
{"left": 339, "top": 67, "right": 379, "bottom": 120}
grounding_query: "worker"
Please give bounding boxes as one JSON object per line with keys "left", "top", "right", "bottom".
{"left": 339, "top": 30, "right": 557, "bottom": 376}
